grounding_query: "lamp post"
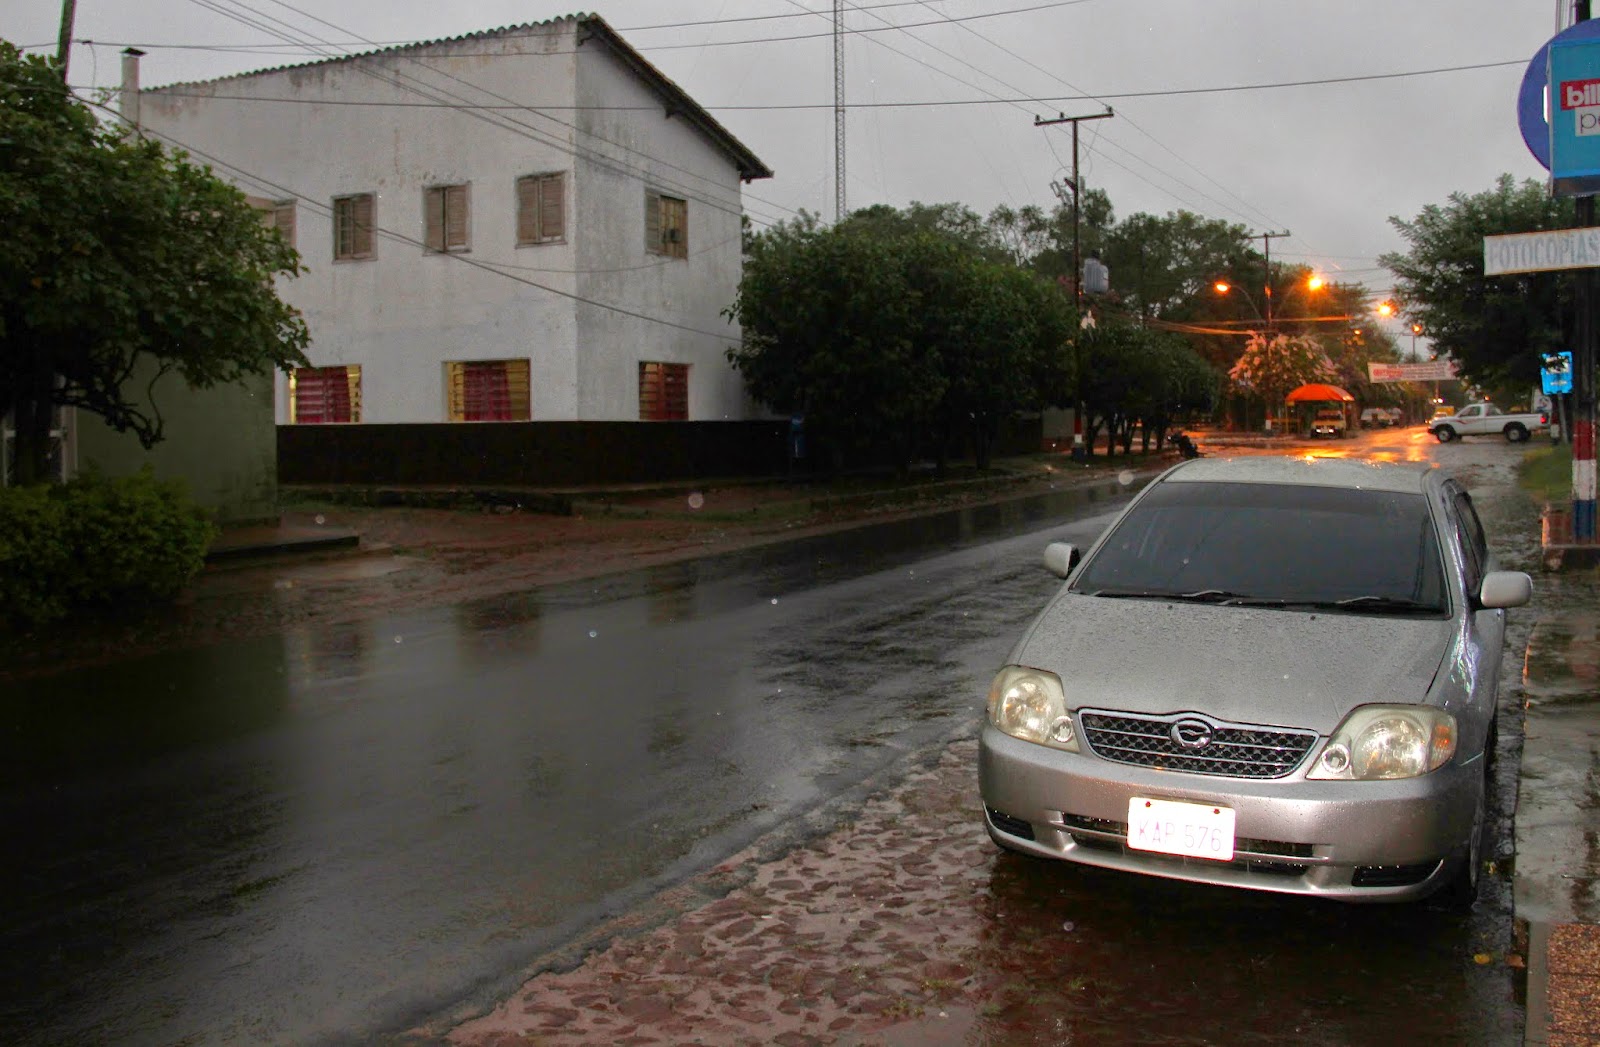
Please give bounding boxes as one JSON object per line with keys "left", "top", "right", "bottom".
{"left": 1215, "top": 275, "right": 1325, "bottom": 433}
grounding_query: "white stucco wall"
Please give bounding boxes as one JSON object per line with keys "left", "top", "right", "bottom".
{"left": 135, "top": 19, "right": 760, "bottom": 424}
{"left": 572, "top": 42, "right": 751, "bottom": 421}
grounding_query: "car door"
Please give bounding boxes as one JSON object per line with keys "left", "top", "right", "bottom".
{"left": 1440, "top": 480, "right": 1506, "bottom": 755}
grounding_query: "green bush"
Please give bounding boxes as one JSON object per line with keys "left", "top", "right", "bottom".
{"left": 0, "top": 468, "right": 217, "bottom": 627}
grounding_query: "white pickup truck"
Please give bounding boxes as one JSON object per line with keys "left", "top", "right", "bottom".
{"left": 1428, "top": 402, "right": 1547, "bottom": 443}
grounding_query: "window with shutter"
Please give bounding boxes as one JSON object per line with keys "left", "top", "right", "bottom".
{"left": 645, "top": 192, "right": 687, "bottom": 259}
{"left": 517, "top": 172, "right": 565, "bottom": 245}
{"left": 289, "top": 366, "right": 362, "bottom": 423}
{"left": 425, "top": 184, "right": 469, "bottom": 253}
{"left": 446, "top": 360, "right": 531, "bottom": 422}
{"left": 333, "top": 193, "right": 375, "bottom": 260}
{"left": 638, "top": 362, "right": 689, "bottom": 420}
{"left": 248, "top": 197, "right": 297, "bottom": 248}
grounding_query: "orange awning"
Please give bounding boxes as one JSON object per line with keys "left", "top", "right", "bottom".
{"left": 1285, "top": 383, "right": 1356, "bottom": 403}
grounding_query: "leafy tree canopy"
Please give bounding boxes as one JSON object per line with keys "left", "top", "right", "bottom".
{"left": 0, "top": 40, "right": 310, "bottom": 484}
{"left": 1228, "top": 332, "right": 1336, "bottom": 415}
{"left": 1380, "top": 174, "right": 1574, "bottom": 396}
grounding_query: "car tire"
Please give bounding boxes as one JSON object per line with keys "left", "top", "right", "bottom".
{"left": 1434, "top": 426, "right": 1457, "bottom": 443}
{"left": 1434, "top": 758, "right": 1488, "bottom": 913}
{"left": 1505, "top": 423, "right": 1529, "bottom": 443}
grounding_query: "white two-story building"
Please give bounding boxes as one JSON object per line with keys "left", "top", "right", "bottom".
{"left": 126, "top": 14, "right": 772, "bottom": 428}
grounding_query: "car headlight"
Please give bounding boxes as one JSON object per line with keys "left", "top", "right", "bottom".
{"left": 986, "top": 666, "right": 1078, "bottom": 751}
{"left": 1305, "top": 706, "right": 1456, "bottom": 780}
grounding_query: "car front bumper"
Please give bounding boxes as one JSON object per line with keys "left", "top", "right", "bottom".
{"left": 978, "top": 725, "right": 1480, "bottom": 902}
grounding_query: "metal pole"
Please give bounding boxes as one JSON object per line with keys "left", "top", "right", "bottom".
{"left": 1578, "top": 0, "right": 1597, "bottom": 539}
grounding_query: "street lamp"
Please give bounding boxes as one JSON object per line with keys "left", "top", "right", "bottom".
{"left": 1214, "top": 274, "right": 1326, "bottom": 433}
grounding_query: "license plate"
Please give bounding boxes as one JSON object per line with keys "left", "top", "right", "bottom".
{"left": 1127, "top": 797, "right": 1236, "bottom": 861}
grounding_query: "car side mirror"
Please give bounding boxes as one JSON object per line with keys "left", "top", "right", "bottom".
{"left": 1043, "top": 542, "right": 1081, "bottom": 579}
{"left": 1478, "top": 570, "right": 1533, "bottom": 609}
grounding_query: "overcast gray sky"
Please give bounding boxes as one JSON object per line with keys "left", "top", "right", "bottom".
{"left": 6, "top": 1, "right": 1567, "bottom": 338}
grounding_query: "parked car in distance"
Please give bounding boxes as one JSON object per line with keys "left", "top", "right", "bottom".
{"left": 1310, "top": 407, "right": 1348, "bottom": 438}
{"left": 980, "top": 456, "right": 1533, "bottom": 906}
{"left": 1428, "top": 402, "right": 1547, "bottom": 443}
{"left": 1359, "top": 407, "right": 1392, "bottom": 429}
{"left": 1386, "top": 407, "right": 1406, "bottom": 427}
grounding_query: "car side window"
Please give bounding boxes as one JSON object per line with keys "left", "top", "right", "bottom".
{"left": 1448, "top": 487, "right": 1487, "bottom": 592}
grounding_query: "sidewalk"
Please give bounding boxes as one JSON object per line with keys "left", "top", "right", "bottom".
{"left": 1520, "top": 606, "right": 1600, "bottom": 1046}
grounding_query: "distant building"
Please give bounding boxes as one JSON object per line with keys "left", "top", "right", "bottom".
{"left": 126, "top": 14, "right": 772, "bottom": 427}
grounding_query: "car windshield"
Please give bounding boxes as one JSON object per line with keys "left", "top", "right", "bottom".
{"left": 1070, "top": 480, "right": 1447, "bottom": 613}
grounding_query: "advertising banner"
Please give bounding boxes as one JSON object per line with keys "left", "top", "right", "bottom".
{"left": 1368, "top": 361, "right": 1459, "bottom": 383}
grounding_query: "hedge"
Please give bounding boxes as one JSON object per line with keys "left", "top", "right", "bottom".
{"left": 0, "top": 468, "right": 217, "bottom": 627}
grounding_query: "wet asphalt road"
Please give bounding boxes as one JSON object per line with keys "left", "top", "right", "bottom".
{"left": 0, "top": 431, "right": 1543, "bottom": 1046}
{"left": 0, "top": 475, "right": 1142, "bottom": 1046}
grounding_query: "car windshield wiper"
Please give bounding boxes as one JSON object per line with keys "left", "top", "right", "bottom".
{"left": 1087, "top": 588, "right": 1252, "bottom": 604}
{"left": 1329, "top": 595, "right": 1442, "bottom": 614}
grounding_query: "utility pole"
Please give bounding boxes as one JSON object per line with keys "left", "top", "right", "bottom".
{"left": 1035, "top": 107, "right": 1113, "bottom": 460}
{"left": 1254, "top": 229, "right": 1291, "bottom": 331}
{"left": 56, "top": 0, "right": 77, "bottom": 82}
{"left": 833, "top": 0, "right": 846, "bottom": 224}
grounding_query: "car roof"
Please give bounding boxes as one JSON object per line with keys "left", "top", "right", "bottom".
{"left": 1162, "top": 455, "right": 1437, "bottom": 494}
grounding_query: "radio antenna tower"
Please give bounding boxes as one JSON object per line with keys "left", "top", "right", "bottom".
{"left": 833, "top": 0, "right": 846, "bottom": 223}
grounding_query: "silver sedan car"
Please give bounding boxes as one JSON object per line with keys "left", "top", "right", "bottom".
{"left": 979, "top": 456, "right": 1533, "bottom": 906}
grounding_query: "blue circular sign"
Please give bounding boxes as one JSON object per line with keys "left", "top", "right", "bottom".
{"left": 1520, "top": 18, "right": 1600, "bottom": 169}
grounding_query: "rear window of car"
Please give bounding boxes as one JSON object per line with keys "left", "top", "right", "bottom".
{"left": 1070, "top": 481, "right": 1447, "bottom": 611}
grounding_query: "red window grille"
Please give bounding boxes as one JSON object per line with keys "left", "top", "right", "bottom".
{"left": 292, "top": 366, "right": 359, "bottom": 423}
{"left": 639, "top": 362, "right": 688, "bottom": 421}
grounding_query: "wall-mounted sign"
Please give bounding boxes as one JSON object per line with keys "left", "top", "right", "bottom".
{"left": 1485, "top": 227, "right": 1600, "bottom": 274}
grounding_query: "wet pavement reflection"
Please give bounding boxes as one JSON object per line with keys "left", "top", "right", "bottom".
{"left": 0, "top": 477, "right": 1142, "bottom": 1045}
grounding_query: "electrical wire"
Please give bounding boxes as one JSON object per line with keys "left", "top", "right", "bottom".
{"left": 79, "top": 96, "right": 748, "bottom": 343}
{"left": 169, "top": 0, "right": 795, "bottom": 230}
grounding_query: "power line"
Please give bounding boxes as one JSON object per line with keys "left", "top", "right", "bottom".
{"left": 163, "top": 0, "right": 795, "bottom": 229}
{"left": 903, "top": 0, "right": 1284, "bottom": 232}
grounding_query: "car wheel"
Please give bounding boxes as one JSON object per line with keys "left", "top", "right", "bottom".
{"left": 1434, "top": 427, "right": 1456, "bottom": 443}
{"left": 1434, "top": 759, "right": 1488, "bottom": 913}
{"left": 1505, "top": 423, "right": 1529, "bottom": 443}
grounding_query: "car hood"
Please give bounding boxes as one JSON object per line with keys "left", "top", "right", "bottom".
{"left": 1012, "top": 593, "right": 1456, "bottom": 734}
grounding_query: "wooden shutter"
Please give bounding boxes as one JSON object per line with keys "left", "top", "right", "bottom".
{"left": 425, "top": 187, "right": 444, "bottom": 252}
{"left": 352, "top": 193, "right": 374, "bottom": 257}
{"left": 517, "top": 177, "right": 540, "bottom": 244}
{"left": 663, "top": 197, "right": 687, "bottom": 259}
{"left": 645, "top": 191, "right": 662, "bottom": 254}
{"left": 539, "top": 173, "right": 563, "bottom": 242}
{"left": 445, "top": 184, "right": 468, "bottom": 250}
{"left": 273, "top": 201, "right": 296, "bottom": 247}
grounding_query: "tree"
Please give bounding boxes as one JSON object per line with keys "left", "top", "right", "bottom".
{"left": 1380, "top": 174, "right": 1575, "bottom": 396}
{"left": 727, "top": 217, "right": 936, "bottom": 470}
{"left": 1229, "top": 332, "right": 1336, "bottom": 429}
{"left": 728, "top": 208, "right": 1074, "bottom": 472}
{"left": 0, "top": 41, "right": 309, "bottom": 485}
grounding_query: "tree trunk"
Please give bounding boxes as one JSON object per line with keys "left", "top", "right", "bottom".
{"left": 9, "top": 359, "right": 56, "bottom": 486}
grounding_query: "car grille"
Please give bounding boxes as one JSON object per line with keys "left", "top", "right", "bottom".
{"left": 1078, "top": 710, "right": 1318, "bottom": 779}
